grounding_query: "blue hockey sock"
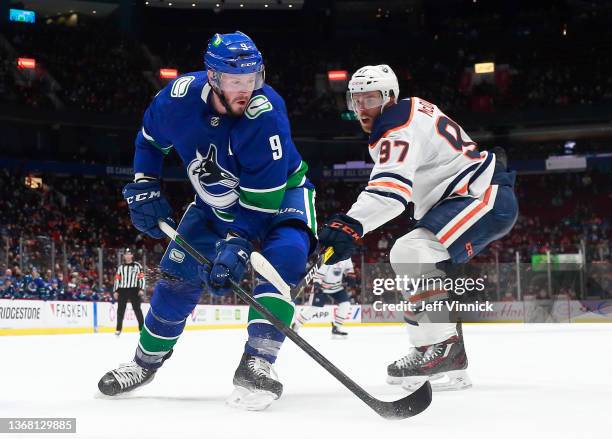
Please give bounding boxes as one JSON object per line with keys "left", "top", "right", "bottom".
{"left": 245, "top": 226, "right": 309, "bottom": 363}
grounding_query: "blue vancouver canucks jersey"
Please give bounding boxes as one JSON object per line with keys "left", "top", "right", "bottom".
{"left": 133, "top": 72, "right": 311, "bottom": 240}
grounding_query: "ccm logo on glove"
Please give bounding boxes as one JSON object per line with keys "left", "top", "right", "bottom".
{"left": 125, "top": 191, "right": 161, "bottom": 204}
{"left": 328, "top": 221, "right": 361, "bottom": 241}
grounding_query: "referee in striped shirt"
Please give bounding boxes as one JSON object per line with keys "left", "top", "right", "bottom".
{"left": 113, "top": 248, "right": 145, "bottom": 335}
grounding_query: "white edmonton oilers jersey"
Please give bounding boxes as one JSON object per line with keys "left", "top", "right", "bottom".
{"left": 347, "top": 97, "right": 495, "bottom": 234}
{"left": 313, "top": 259, "right": 355, "bottom": 294}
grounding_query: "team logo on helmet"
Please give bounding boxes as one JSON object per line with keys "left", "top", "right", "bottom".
{"left": 187, "top": 145, "right": 239, "bottom": 209}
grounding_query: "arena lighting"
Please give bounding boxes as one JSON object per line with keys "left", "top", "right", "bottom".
{"left": 17, "top": 58, "right": 36, "bottom": 69}
{"left": 474, "top": 62, "right": 495, "bottom": 74}
{"left": 328, "top": 70, "right": 348, "bottom": 81}
{"left": 24, "top": 175, "right": 43, "bottom": 189}
{"left": 160, "top": 68, "right": 178, "bottom": 79}
{"left": 9, "top": 8, "right": 36, "bottom": 23}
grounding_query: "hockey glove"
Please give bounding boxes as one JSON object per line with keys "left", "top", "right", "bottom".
{"left": 318, "top": 213, "right": 363, "bottom": 265}
{"left": 200, "top": 236, "right": 253, "bottom": 296}
{"left": 313, "top": 282, "right": 323, "bottom": 295}
{"left": 123, "top": 180, "right": 176, "bottom": 239}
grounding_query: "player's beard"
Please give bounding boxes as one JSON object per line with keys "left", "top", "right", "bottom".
{"left": 358, "top": 117, "right": 373, "bottom": 134}
{"left": 229, "top": 97, "right": 249, "bottom": 116}
{"left": 217, "top": 90, "right": 250, "bottom": 117}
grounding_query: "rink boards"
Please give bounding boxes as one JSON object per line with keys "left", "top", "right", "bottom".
{"left": 1, "top": 299, "right": 611, "bottom": 335}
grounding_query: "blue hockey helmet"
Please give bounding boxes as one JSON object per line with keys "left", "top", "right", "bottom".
{"left": 205, "top": 31, "right": 265, "bottom": 93}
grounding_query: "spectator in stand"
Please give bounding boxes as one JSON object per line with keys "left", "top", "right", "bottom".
{"left": 1, "top": 278, "right": 16, "bottom": 299}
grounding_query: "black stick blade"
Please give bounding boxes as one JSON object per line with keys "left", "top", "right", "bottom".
{"left": 373, "top": 381, "right": 433, "bottom": 420}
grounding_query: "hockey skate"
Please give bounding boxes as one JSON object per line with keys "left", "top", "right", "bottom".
{"left": 97, "top": 361, "right": 157, "bottom": 396}
{"left": 226, "top": 353, "right": 283, "bottom": 411}
{"left": 386, "top": 346, "right": 425, "bottom": 384}
{"left": 331, "top": 323, "right": 348, "bottom": 339}
{"left": 400, "top": 335, "right": 472, "bottom": 392}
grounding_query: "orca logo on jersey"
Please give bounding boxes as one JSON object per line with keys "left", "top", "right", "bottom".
{"left": 187, "top": 144, "right": 240, "bottom": 209}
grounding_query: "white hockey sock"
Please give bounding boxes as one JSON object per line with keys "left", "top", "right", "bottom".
{"left": 407, "top": 322, "right": 458, "bottom": 347}
{"left": 334, "top": 301, "right": 350, "bottom": 327}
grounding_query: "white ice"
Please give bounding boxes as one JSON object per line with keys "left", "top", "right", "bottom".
{"left": 2, "top": 324, "right": 611, "bottom": 439}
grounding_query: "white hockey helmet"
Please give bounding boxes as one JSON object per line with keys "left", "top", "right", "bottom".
{"left": 347, "top": 64, "right": 399, "bottom": 113}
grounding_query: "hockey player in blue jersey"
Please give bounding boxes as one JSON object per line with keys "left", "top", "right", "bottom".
{"left": 98, "top": 32, "right": 317, "bottom": 410}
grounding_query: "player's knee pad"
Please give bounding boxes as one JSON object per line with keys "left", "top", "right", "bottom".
{"left": 390, "top": 228, "right": 450, "bottom": 268}
{"left": 261, "top": 225, "right": 310, "bottom": 285}
{"left": 149, "top": 275, "right": 202, "bottom": 327}
{"left": 250, "top": 225, "right": 309, "bottom": 323}
{"left": 390, "top": 229, "right": 457, "bottom": 325}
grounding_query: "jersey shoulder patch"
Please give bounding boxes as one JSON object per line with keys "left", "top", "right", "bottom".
{"left": 170, "top": 75, "right": 196, "bottom": 97}
{"left": 151, "top": 72, "right": 208, "bottom": 123}
{"left": 368, "top": 98, "right": 414, "bottom": 146}
{"left": 163, "top": 71, "right": 208, "bottom": 101}
{"left": 245, "top": 94, "right": 273, "bottom": 119}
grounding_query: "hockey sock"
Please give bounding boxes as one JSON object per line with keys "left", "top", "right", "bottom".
{"left": 245, "top": 226, "right": 309, "bottom": 363}
{"left": 334, "top": 301, "right": 350, "bottom": 328}
{"left": 134, "top": 278, "right": 200, "bottom": 369}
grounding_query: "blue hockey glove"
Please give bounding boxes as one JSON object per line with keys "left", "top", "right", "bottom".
{"left": 200, "top": 236, "right": 253, "bottom": 296}
{"left": 123, "top": 180, "right": 176, "bottom": 239}
{"left": 318, "top": 213, "right": 363, "bottom": 265}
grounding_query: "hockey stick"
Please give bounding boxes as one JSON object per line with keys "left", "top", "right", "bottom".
{"left": 251, "top": 247, "right": 332, "bottom": 301}
{"left": 158, "top": 220, "right": 432, "bottom": 420}
{"left": 250, "top": 252, "right": 291, "bottom": 298}
{"left": 289, "top": 247, "right": 334, "bottom": 300}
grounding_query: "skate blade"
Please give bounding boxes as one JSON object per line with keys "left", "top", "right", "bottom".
{"left": 401, "top": 370, "right": 472, "bottom": 392}
{"left": 331, "top": 334, "right": 348, "bottom": 340}
{"left": 386, "top": 375, "right": 404, "bottom": 385}
{"left": 226, "top": 386, "right": 277, "bottom": 411}
{"left": 430, "top": 370, "right": 472, "bottom": 391}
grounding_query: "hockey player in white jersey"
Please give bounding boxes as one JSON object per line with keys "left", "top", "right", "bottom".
{"left": 292, "top": 258, "right": 356, "bottom": 338}
{"left": 318, "top": 65, "right": 518, "bottom": 391}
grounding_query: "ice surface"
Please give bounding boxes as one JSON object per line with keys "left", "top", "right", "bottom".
{"left": 2, "top": 324, "right": 611, "bottom": 439}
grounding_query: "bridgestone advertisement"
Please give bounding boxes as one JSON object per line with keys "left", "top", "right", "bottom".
{"left": 0, "top": 300, "right": 93, "bottom": 329}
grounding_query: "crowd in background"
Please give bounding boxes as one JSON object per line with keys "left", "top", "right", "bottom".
{"left": 1, "top": 4, "right": 611, "bottom": 119}
{"left": 1, "top": 169, "right": 610, "bottom": 303}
